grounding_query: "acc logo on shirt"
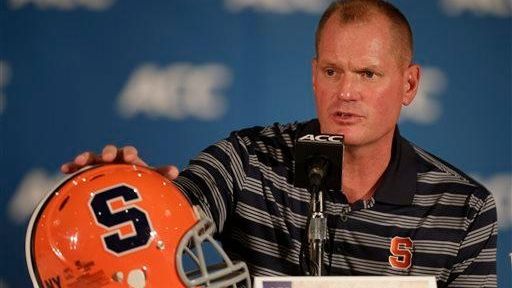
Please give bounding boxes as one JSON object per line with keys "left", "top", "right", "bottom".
{"left": 389, "top": 236, "right": 413, "bottom": 270}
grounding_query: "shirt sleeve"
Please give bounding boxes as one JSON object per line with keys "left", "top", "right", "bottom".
{"left": 446, "top": 191, "right": 498, "bottom": 288}
{"left": 173, "top": 131, "right": 250, "bottom": 234}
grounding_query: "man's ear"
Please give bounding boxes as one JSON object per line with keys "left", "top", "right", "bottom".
{"left": 402, "top": 64, "right": 421, "bottom": 106}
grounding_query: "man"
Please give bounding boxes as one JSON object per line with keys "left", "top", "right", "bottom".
{"left": 61, "top": 0, "right": 497, "bottom": 287}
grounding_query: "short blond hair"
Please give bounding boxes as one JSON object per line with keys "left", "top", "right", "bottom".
{"left": 315, "top": 0, "right": 413, "bottom": 65}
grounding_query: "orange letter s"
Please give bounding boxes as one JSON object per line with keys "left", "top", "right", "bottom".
{"left": 389, "top": 236, "right": 413, "bottom": 270}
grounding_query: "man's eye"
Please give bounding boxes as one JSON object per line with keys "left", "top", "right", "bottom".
{"left": 325, "top": 68, "right": 336, "bottom": 77}
{"left": 361, "top": 70, "right": 375, "bottom": 79}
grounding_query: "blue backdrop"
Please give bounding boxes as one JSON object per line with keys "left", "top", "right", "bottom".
{"left": 1, "top": 0, "right": 511, "bottom": 287}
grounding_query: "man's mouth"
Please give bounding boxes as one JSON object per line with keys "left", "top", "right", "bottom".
{"left": 334, "top": 111, "right": 359, "bottom": 118}
{"left": 331, "top": 111, "right": 363, "bottom": 123}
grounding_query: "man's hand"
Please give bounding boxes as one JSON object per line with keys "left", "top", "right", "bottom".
{"left": 60, "top": 144, "right": 180, "bottom": 180}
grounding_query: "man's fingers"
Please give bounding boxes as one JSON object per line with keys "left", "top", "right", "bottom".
{"left": 61, "top": 162, "right": 80, "bottom": 173}
{"left": 102, "top": 145, "right": 144, "bottom": 165}
{"left": 120, "top": 146, "right": 148, "bottom": 167}
{"left": 75, "top": 151, "right": 100, "bottom": 166}
{"left": 101, "top": 145, "right": 119, "bottom": 162}
{"left": 155, "top": 165, "right": 180, "bottom": 180}
{"left": 61, "top": 145, "right": 151, "bottom": 175}
{"left": 61, "top": 151, "right": 100, "bottom": 174}
{"left": 122, "top": 146, "right": 139, "bottom": 163}
{"left": 131, "top": 157, "right": 149, "bottom": 167}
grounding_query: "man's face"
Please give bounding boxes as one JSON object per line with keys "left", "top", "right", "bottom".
{"left": 312, "top": 14, "right": 419, "bottom": 148}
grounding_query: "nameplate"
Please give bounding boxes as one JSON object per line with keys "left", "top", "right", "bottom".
{"left": 254, "top": 276, "right": 437, "bottom": 288}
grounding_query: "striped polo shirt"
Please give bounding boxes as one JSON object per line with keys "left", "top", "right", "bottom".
{"left": 173, "top": 119, "right": 497, "bottom": 288}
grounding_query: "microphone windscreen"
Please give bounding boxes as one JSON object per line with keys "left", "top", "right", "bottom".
{"left": 294, "top": 133, "right": 343, "bottom": 191}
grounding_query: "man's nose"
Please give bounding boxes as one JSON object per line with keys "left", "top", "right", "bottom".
{"left": 336, "top": 74, "right": 357, "bottom": 101}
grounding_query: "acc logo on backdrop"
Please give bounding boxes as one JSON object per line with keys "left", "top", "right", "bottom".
{"left": 0, "top": 60, "right": 10, "bottom": 115}
{"left": 118, "top": 63, "right": 232, "bottom": 121}
{"left": 7, "top": 168, "right": 61, "bottom": 225}
{"left": 225, "top": 0, "right": 332, "bottom": 13}
{"left": 8, "top": 0, "right": 116, "bottom": 10}
{"left": 472, "top": 173, "right": 512, "bottom": 229}
{"left": 400, "top": 67, "right": 447, "bottom": 125}
{"left": 441, "top": 0, "right": 512, "bottom": 17}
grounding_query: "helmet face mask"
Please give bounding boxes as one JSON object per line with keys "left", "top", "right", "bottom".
{"left": 178, "top": 218, "right": 250, "bottom": 287}
{"left": 25, "top": 164, "right": 251, "bottom": 288}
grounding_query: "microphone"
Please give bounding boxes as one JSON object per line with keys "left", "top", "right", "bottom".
{"left": 294, "top": 133, "right": 343, "bottom": 276}
{"left": 294, "top": 134, "right": 343, "bottom": 192}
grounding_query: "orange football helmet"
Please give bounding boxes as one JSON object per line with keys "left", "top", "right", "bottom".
{"left": 26, "top": 164, "right": 250, "bottom": 287}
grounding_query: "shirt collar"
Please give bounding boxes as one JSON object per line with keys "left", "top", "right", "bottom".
{"left": 373, "top": 127, "right": 417, "bottom": 206}
{"left": 297, "top": 119, "right": 417, "bottom": 206}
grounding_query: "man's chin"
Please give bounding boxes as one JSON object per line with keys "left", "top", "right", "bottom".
{"left": 320, "top": 124, "right": 354, "bottom": 138}
{"left": 320, "top": 126, "right": 363, "bottom": 146}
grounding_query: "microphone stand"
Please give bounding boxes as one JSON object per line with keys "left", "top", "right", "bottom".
{"left": 306, "top": 158, "right": 329, "bottom": 276}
